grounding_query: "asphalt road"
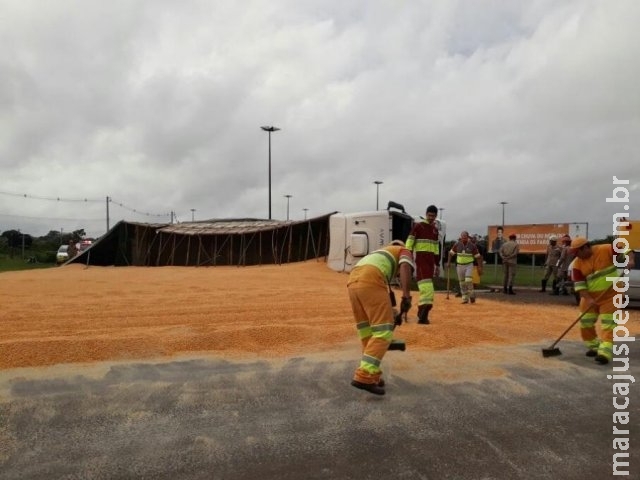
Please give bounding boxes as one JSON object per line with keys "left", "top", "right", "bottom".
{"left": 1, "top": 341, "right": 639, "bottom": 480}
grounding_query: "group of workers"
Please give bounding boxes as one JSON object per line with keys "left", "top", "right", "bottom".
{"left": 498, "top": 232, "right": 576, "bottom": 296}
{"left": 539, "top": 233, "right": 575, "bottom": 295}
{"left": 347, "top": 205, "right": 634, "bottom": 395}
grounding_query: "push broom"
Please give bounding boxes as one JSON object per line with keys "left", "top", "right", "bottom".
{"left": 541, "top": 291, "right": 605, "bottom": 358}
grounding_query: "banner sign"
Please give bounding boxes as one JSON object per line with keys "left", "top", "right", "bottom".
{"left": 488, "top": 224, "right": 570, "bottom": 254}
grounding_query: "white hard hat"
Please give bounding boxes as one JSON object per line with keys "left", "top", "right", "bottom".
{"left": 549, "top": 235, "right": 558, "bottom": 241}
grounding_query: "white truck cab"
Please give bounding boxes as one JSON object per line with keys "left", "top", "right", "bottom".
{"left": 327, "top": 201, "right": 446, "bottom": 273}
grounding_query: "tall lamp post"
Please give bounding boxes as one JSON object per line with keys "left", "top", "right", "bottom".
{"left": 499, "top": 201, "right": 508, "bottom": 228}
{"left": 261, "top": 126, "right": 281, "bottom": 220}
{"left": 373, "top": 181, "right": 383, "bottom": 210}
{"left": 303, "top": 208, "right": 309, "bottom": 220}
{"left": 284, "top": 194, "right": 292, "bottom": 221}
{"left": 495, "top": 201, "right": 508, "bottom": 281}
{"left": 191, "top": 208, "right": 196, "bottom": 222}
{"left": 439, "top": 207, "right": 444, "bottom": 220}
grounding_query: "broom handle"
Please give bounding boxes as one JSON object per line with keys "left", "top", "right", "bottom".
{"left": 549, "top": 290, "right": 608, "bottom": 349}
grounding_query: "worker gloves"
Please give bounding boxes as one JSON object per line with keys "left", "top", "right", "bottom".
{"left": 400, "top": 296, "right": 412, "bottom": 314}
{"left": 393, "top": 309, "right": 404, "bottom": 327}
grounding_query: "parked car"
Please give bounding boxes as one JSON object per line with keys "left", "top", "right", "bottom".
{"left": 56, "top": 245, "right": 69, "bottom": 264}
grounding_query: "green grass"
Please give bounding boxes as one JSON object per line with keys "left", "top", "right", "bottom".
{"left": 437, "top": 263, "right": 551, "bottom": 290}
{"left": 479, "top": 263, "right": 548, "bottom": 287}
{"left": 0, "top": 255, "right": 56, "bottom": 273}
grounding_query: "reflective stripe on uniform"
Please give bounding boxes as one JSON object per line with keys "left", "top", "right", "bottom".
{"left": 406, "top": 235, "right": 416, "bottom": 251}
{"left": 417, "top": 278, "right": 434, "bottom": 305}
{"left": 456, "top": 252, "right": 474, "bottom": 265}
{"left": 584, "top": 265, "right": 619, "bottom": 292}
{"left": 356, "top": 250, "right": 397, "bottom": 283}
{"left": 358, "top": 322, "right": 393, "bottom": 373}
{"left": 411, "top": 238, "right": 439, "bottom": 254}
{"left": 598, "top": 341, "right": 613, "bottom": 361}
{"left": 356, "top": 321, "right": 372, "bottom": 340}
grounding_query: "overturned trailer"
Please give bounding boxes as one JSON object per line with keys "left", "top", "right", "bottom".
{"left": 71, "top": 214, "right": 334, "bottom": 267}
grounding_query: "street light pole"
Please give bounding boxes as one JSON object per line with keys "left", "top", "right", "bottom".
{"left": 495, "top": 201, "right": 509, "bottom": 282}
{"left": 191, "top": 208, "right": 196, "bottom": 222}
{"left": 500, "top": 201, "right": 508, "bottom": 228}
{"left": 284, "top": 194, "right": 292, "bottom": 221}
{"left": 439, "top": 207, "right": 444, "bottom": 220}
{"left": 373, "top": 181, "right": 383, "bottom": 210}
{"left": 303, "top": 208, "right": 308, "bottom": 220}
{"left": 261, "top": 126, "right": 281, "bottom": 220}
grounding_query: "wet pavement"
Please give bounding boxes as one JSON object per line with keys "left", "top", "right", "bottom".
{"left": 1, "top": 341, "right": 638, "bottom": 479}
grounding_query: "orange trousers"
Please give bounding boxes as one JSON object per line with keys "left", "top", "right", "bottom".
{"left": 579, "top": 290, "right": 616, "bottom": 360}
{"left": 348, "top": 281, "right": 395, "bottom": 384}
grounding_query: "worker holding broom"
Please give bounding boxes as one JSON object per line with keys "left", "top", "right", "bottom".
{"left": 347, "top": 240, "right": 415, "bottom": 395}
{"left": 570, "top": 236, "right": 633, "bottom": 365}
{"left": 405, "top": 205, "right": 441, "bottom": 324}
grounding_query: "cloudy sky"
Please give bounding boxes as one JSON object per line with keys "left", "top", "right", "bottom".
{"left": 1, "top": 0, "right": 638, "bottom": 241}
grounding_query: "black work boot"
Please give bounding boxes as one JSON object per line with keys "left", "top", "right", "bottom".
{"left": 351, "top": 380, "right": 386, "bottom": 395}
{"left": 503, "top": 286, "right": 508, "bottom": 294}
{"left": 508, "top": 286, "right": 515, "bottom": 295}
{"left": 550, "top": 280, "right": 559, "bottom": 295}
{"left": 417, "top": 305, "right": 431, "bottom": 325}
{"left": 539, "top": 279, "right": 547, "bottom": 292}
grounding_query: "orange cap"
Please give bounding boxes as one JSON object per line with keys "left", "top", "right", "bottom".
{"left": 570, "top": 237, "right": 588, "bottom": 250}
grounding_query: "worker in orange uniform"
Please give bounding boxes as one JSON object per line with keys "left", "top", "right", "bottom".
{"left": 347, "top": 240, "right": 415, "bottom": 395}
{"left": 570, "top": 237, "right": 633, "bottom": 364}
{"left": 448, "top": 231, "right": 483, "bottom": 304}
{"left": 405, "top": 205, "right": 440, "bottom": 324}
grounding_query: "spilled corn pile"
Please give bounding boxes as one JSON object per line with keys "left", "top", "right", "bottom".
{"left": 1, "top": 261, "right": 638, "bottom": 369}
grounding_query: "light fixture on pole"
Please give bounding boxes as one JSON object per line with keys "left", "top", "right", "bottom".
{"left": 284, "top": 195, "right": 293, "bottom": 221}
{"left": 191, "top": 208, "right": 196, "bottom": 222}
{"left": 439, "top": 207, "right": 444, "bottom": 220}
{"left": 499, "top": 201, "right": 508, "bottom": 228}
{"left": 373, "top": 181, "right": 383, "bottom": 210}
{"left": 261, "top": 126, "right": 281, "bottom": 220}
{"left": 303, "top": 208, "right": 309, "bottom": 220}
